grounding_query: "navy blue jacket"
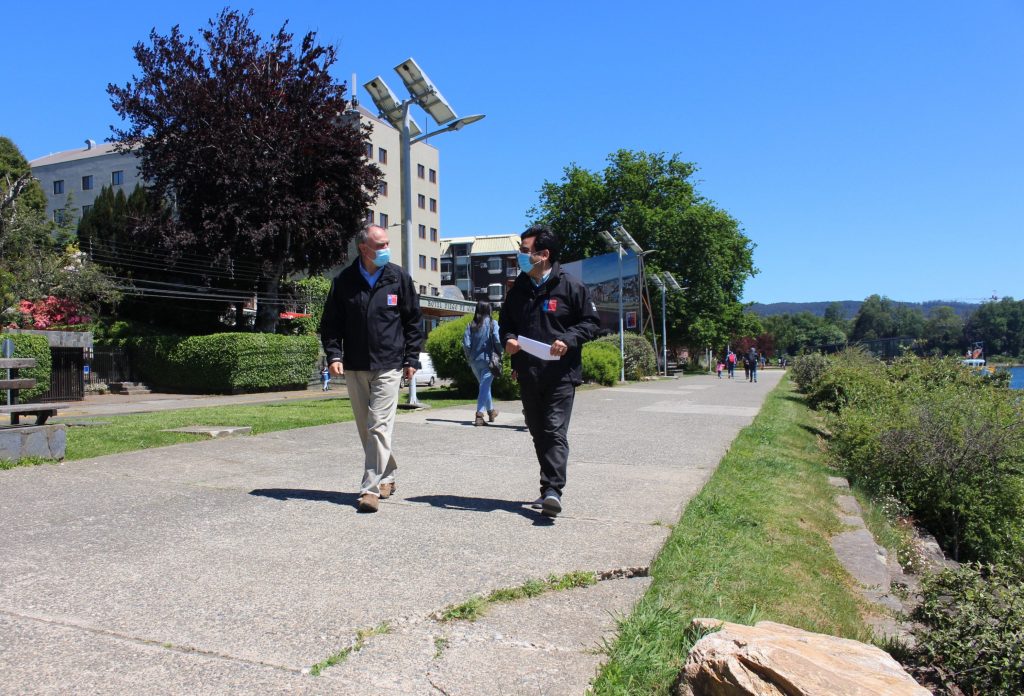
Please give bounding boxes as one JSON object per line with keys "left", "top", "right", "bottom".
{"left": 498, "top": 263, "right": 601, "bottom": 385}
{"left": 319, "top": 259, "right": 423, "bottom": 371}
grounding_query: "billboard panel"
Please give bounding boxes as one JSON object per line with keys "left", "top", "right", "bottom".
{"left": 562, "top": 250, "right": 640, "bottom": 334}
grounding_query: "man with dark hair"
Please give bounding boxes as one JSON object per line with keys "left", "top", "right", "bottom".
{"left": 499, "top": 224, "right": 601, "bottom": 518}
{"left": 320, "top": 224, "right": 423, "bottom": 513}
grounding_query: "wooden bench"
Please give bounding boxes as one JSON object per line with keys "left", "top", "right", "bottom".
{"left": 1, "top": 357, "right": 68, "bottom": 425}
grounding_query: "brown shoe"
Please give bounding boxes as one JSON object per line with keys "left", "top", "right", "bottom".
{"left": 488, "top": 409, "right": 499, "bottom": 422}
{"left": 475, "top": 412, "right": 485, "bottom": 426}
{"left": 379, "top": 482, "right": 395, "bottom": 499}
{"left": 357, "top": 493, "right": 379, "bottom": 513}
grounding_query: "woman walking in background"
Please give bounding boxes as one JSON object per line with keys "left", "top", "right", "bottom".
{"left": 463, "top": 301, "right": 501, "bottom": 426}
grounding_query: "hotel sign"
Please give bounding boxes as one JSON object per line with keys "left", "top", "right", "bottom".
{"left": 419, "top": 296, "right": 475, "bottom": 314}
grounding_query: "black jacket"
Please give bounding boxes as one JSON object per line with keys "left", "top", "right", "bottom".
{"left": 499, "top": 263, "right": 601, "bottom": 385}
{"left": 319, "top": 259, "right": 423, "bottom": 371}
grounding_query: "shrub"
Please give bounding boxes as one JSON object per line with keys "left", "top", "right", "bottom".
{"left": 425, "top": 316, "right": 518, "bottom": 400}
{"left": 911, "top": 563, "right": 1024, "bottom": 696}
{"left": 582, "top": 341, "right": 621, "bottom": 386}
{"left": 596, "top": 333, "right": 656, "bottom": 381}
{"left": 122, "top": 333, "right": 318, "bottom": 393}
{"left": 805, "top": 347, "right": 889, "bottom": 412}
{"left": 0, "top": 333, "right": 50, "bottom": 404}
{"left": 789, "top": 353, "right": 828, "bottom": 393}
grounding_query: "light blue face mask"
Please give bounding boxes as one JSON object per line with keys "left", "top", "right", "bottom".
{"left": 374, "top": 247, "right": 391, "bottom": 266}
{"left": 517, "top": 251, "right": 534, "bottom": 274}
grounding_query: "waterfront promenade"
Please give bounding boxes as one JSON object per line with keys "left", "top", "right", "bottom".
{"left": 0, "top": 371, "right": 782, "bottom": 694}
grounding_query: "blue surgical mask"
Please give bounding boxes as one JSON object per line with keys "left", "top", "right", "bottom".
{"left": 517, "top": 251, "right": 534, "bottom": 274}
{"left": 374, "top": 248, "right": 391, "bottom": 266}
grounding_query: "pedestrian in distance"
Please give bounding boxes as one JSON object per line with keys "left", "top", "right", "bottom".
{"left": 746, "top": 348, "right": 759, "bottom": 383}
{"left": 716, "top": 360, "right": 724, "bottom": 379}
{"left": 463, "top": 300, "right": 501, "bottom": 427}
{"left": 727, "top": 350, "right": 736, "bottom": 379}
{"left": 500, "top": 224, "right": 601, "bottom": 519}
{"left": 319, "top": 224, "right": 423, "bottom": 514}
{"left": 320, "top": 364, "right": 331, "bottom": 391}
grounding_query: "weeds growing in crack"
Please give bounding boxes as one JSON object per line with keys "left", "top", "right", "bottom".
{"left": 433, "top": 636, "right": 449, "bottom": 659}
{"left": 440, "top": 571, "right": 598, "bottom": 622}
{"left": 309, "top": 622, "right": 391, "bottom": 676}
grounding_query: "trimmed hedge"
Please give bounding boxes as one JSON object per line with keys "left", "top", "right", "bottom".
{"left": 596, "top": 333, "right": 656, "bottom": 381}
{"left": 582, "top": 341, "right": 621, "bottom": 386}
{"left": 0, "top": 333, "right": 51, "bottom": 404}
{"left": 122, "top": 333, "right": 318, "bottom": 394}
{"left": 425, "top": 315, "right": 518, "bottom": 399}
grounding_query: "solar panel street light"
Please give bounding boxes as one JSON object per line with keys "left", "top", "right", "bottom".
{"left": 663, "top": 272, "right": 683, "bottom": 291}
{"left": 395, "top": 58, "right": 458, "bottom": 125}
{"left": 363, "top": 76, "right": 423, "bottom": 136}
{"left": 598, "top": 229, "right": 619, "bottom": 251}
{"left": 611, "top": 224, "right": 643, "bottom": 254}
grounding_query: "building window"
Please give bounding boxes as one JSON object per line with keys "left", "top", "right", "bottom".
{"left": 379, "top": 212, "right": 389, "bottom": 227}
{"left": 378, "top": 148, "right": 387, "bottom": 164}
{"left": 417, "top": 164, "right": 425, "bottom": 179}
{"left": 365, "top": 142, "right": 373, "bottom": 158}
{"left": 81, "top": 175, "right": 93, "bottom": 191}
{"left": 53, "top": 209, "right": 65, "bottom": 224}
{"left": 82, "top": 204, "right": 92, "bottom": 217}
{"left": 429, "top": 198, "right": 437, "bottom": 213}
{"left": 429, "top": 168, "right": 437, "bottom": 184}
{"left": 366, "top": 210, "right": 374, "bottom": 224}
{"left": 112, "top": 170, "right": 124, "bottom": 186}
{"left": 417, "top": 194, "right": 425, "bottom": 209}
{"left": 53, "top": 180, "right": 64, "bottom": 195}
{"left": 418, "top": 254, "right": 427, "bottom": 269}
{"left": 378, "top": 181, "right": 388, "bottom": 196}
{"left": 430, "top": 257, "right": 438, "bottom": 271}
{"left": 430, "top": 227, "right": 438, "bottom": 242}
{"left": 487, "top": 258, "right": 502, "bottom": 274}
{"left": 419, "top": 284, "right": 426, "bottom": 294}
{"left": 432, "top": 287, "right": 440, "bottom": 296}
{"left": 418, "top": 224, "right": 426, "bottom": 239}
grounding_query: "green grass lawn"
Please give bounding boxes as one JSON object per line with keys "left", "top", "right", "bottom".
{"left": 54, "top": 388, "right": 475, "bottom": 461}
{"left": 592, "top": 374, "right": 870, "bottom": 695}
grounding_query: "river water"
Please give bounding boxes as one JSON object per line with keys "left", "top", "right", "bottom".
{"left": 1007, "top": 365, "right": 1024, "bottom": 390}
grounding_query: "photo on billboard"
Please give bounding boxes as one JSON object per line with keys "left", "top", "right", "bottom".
{"left": 562, "top": 250, "right": 640, "bottom": 334}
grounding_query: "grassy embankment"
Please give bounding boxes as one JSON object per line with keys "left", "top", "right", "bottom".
{"left": 0, "top": 389, "right": 474, "bottom": 467}
{"left": 593, "top": 373, "right": 871, "bottom": 694}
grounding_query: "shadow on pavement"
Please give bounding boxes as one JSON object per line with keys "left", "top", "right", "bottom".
{"left": 424, "top": 418, "right": 528, "bottom": 432}
{"left": 249, "top": 488, "right": 356, "bottom": 509}
{"left": 405, "top": 494, "right": 555, "bottom": 526}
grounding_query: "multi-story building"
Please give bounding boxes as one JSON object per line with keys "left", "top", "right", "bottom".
{"left": 440, "top": 234, "right": 520, "bottom": 305}
{"left": 28, "top": 105, "right": 444, "bottom": 296}
{"left": 29, "top": 140, "right": 142, "bottom": 225}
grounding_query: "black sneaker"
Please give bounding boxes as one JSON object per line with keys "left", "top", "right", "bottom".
{"left": 541, "top": 491, "right": 561, "bottom": 518}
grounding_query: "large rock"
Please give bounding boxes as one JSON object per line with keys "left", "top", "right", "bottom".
{"left": 678, "top": 618, "right": 929, "bottom": 696}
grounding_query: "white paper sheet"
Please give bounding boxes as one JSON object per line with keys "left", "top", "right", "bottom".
{"left": 517, "top": 335, "right": 560, "bottom": 361}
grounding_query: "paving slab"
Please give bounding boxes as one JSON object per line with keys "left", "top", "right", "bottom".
{"left": 0, "top": 370, "right": 782, "bottom": 693}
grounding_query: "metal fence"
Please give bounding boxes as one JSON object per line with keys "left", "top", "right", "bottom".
{"left": 90, "top": 346, "right": 137, "bottom": 385}
{"left": 34, "top": 347, "right": 84, "bottom": 402}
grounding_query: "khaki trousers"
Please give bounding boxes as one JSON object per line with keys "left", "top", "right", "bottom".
{"left": 344, "top": 369, "right": 402, "bottom": 496}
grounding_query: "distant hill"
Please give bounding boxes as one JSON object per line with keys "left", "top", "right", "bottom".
{"left": 748, "top": 300, "right": 980, "bottom": 319}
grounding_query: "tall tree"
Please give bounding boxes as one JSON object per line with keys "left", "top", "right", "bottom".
{"left": 108, "top": 9, "right": 380, "bottom": 332}
{"left": 923, "top": 305, "right": 965, "bottom": 355}
{"left": 530, "top": 149, "right": 757, "bottom": 353}
{"left": 965, "top": 297, "right": 1024, "bottom": 358}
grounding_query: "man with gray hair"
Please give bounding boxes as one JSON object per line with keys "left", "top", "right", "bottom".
{"left": 320, "top": 224, "right": 423, "bottom": 513}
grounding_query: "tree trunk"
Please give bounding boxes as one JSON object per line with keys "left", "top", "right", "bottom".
{"left": 255, "top": 272, "right": 281, "bottom": 333}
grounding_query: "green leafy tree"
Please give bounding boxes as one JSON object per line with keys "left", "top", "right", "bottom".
{"left": 108, "top": 9, "right": 381, "bottom": 333}
{"left": 529, "top": 149, "right": 757, "bottom": 356}
{"left": 923, "top": 306, "right": 965, "bottom": 355}
{"left": 965, "top": 297, "right": 1024, "bottom": 358}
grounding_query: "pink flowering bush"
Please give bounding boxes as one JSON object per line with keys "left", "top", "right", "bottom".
{"left": 17, "top": 296, "right": 91, "bottom": 330}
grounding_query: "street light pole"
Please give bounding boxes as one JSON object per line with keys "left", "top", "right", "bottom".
{"left": 617, "top": 244, "right": 625, "bottom": 382}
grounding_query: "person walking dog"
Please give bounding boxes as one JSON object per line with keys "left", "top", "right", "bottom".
{"left": 499, "top": 224, "right": 600, "bottom": 518}
{"left": 320, "top": 224, "right": 423, "bottom": 513}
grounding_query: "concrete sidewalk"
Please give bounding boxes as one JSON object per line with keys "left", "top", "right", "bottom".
{"left": 0, "top": 371, "right": 782, "bottom": 695}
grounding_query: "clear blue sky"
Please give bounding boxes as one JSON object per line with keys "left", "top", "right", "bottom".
{"left": 3, "top": 1, "right": 1021, "bottom": 304}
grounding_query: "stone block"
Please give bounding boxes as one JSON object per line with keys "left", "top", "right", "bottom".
{"left": 0, "top": 424, "right": 66, "bottom": 461}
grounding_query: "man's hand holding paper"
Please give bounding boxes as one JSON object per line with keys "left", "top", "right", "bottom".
{"left": 516, "top": 335, "right": 561, "bottom": 361}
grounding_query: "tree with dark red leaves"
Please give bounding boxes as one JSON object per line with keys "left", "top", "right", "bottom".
{"left": 108, "top": 9, "right": 380, "bottom": 332}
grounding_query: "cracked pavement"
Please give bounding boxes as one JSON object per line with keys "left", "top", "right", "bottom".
{"left": 0, "top": 370, "right": 781, "bottom": 694}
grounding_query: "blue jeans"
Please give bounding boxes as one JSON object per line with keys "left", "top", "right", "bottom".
{"left": 470, "top": 359, "right": 494, "bottom": 413}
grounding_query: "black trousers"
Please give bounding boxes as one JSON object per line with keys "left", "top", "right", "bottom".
{"left": 520, "top": 378, "right": 576, "bottom": 497}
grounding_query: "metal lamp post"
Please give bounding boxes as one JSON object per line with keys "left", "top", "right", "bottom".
{"left": 364, "top": 60, "right": 484, "bottom": 406}
{"left": 598, "top": 229, "right": 626, "bottom": 382}
{"left": 662, "top": 272, "right": 686, "bottom": 375}
{"left": 649, "top": 274, "right": 666, "bottom": 376}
